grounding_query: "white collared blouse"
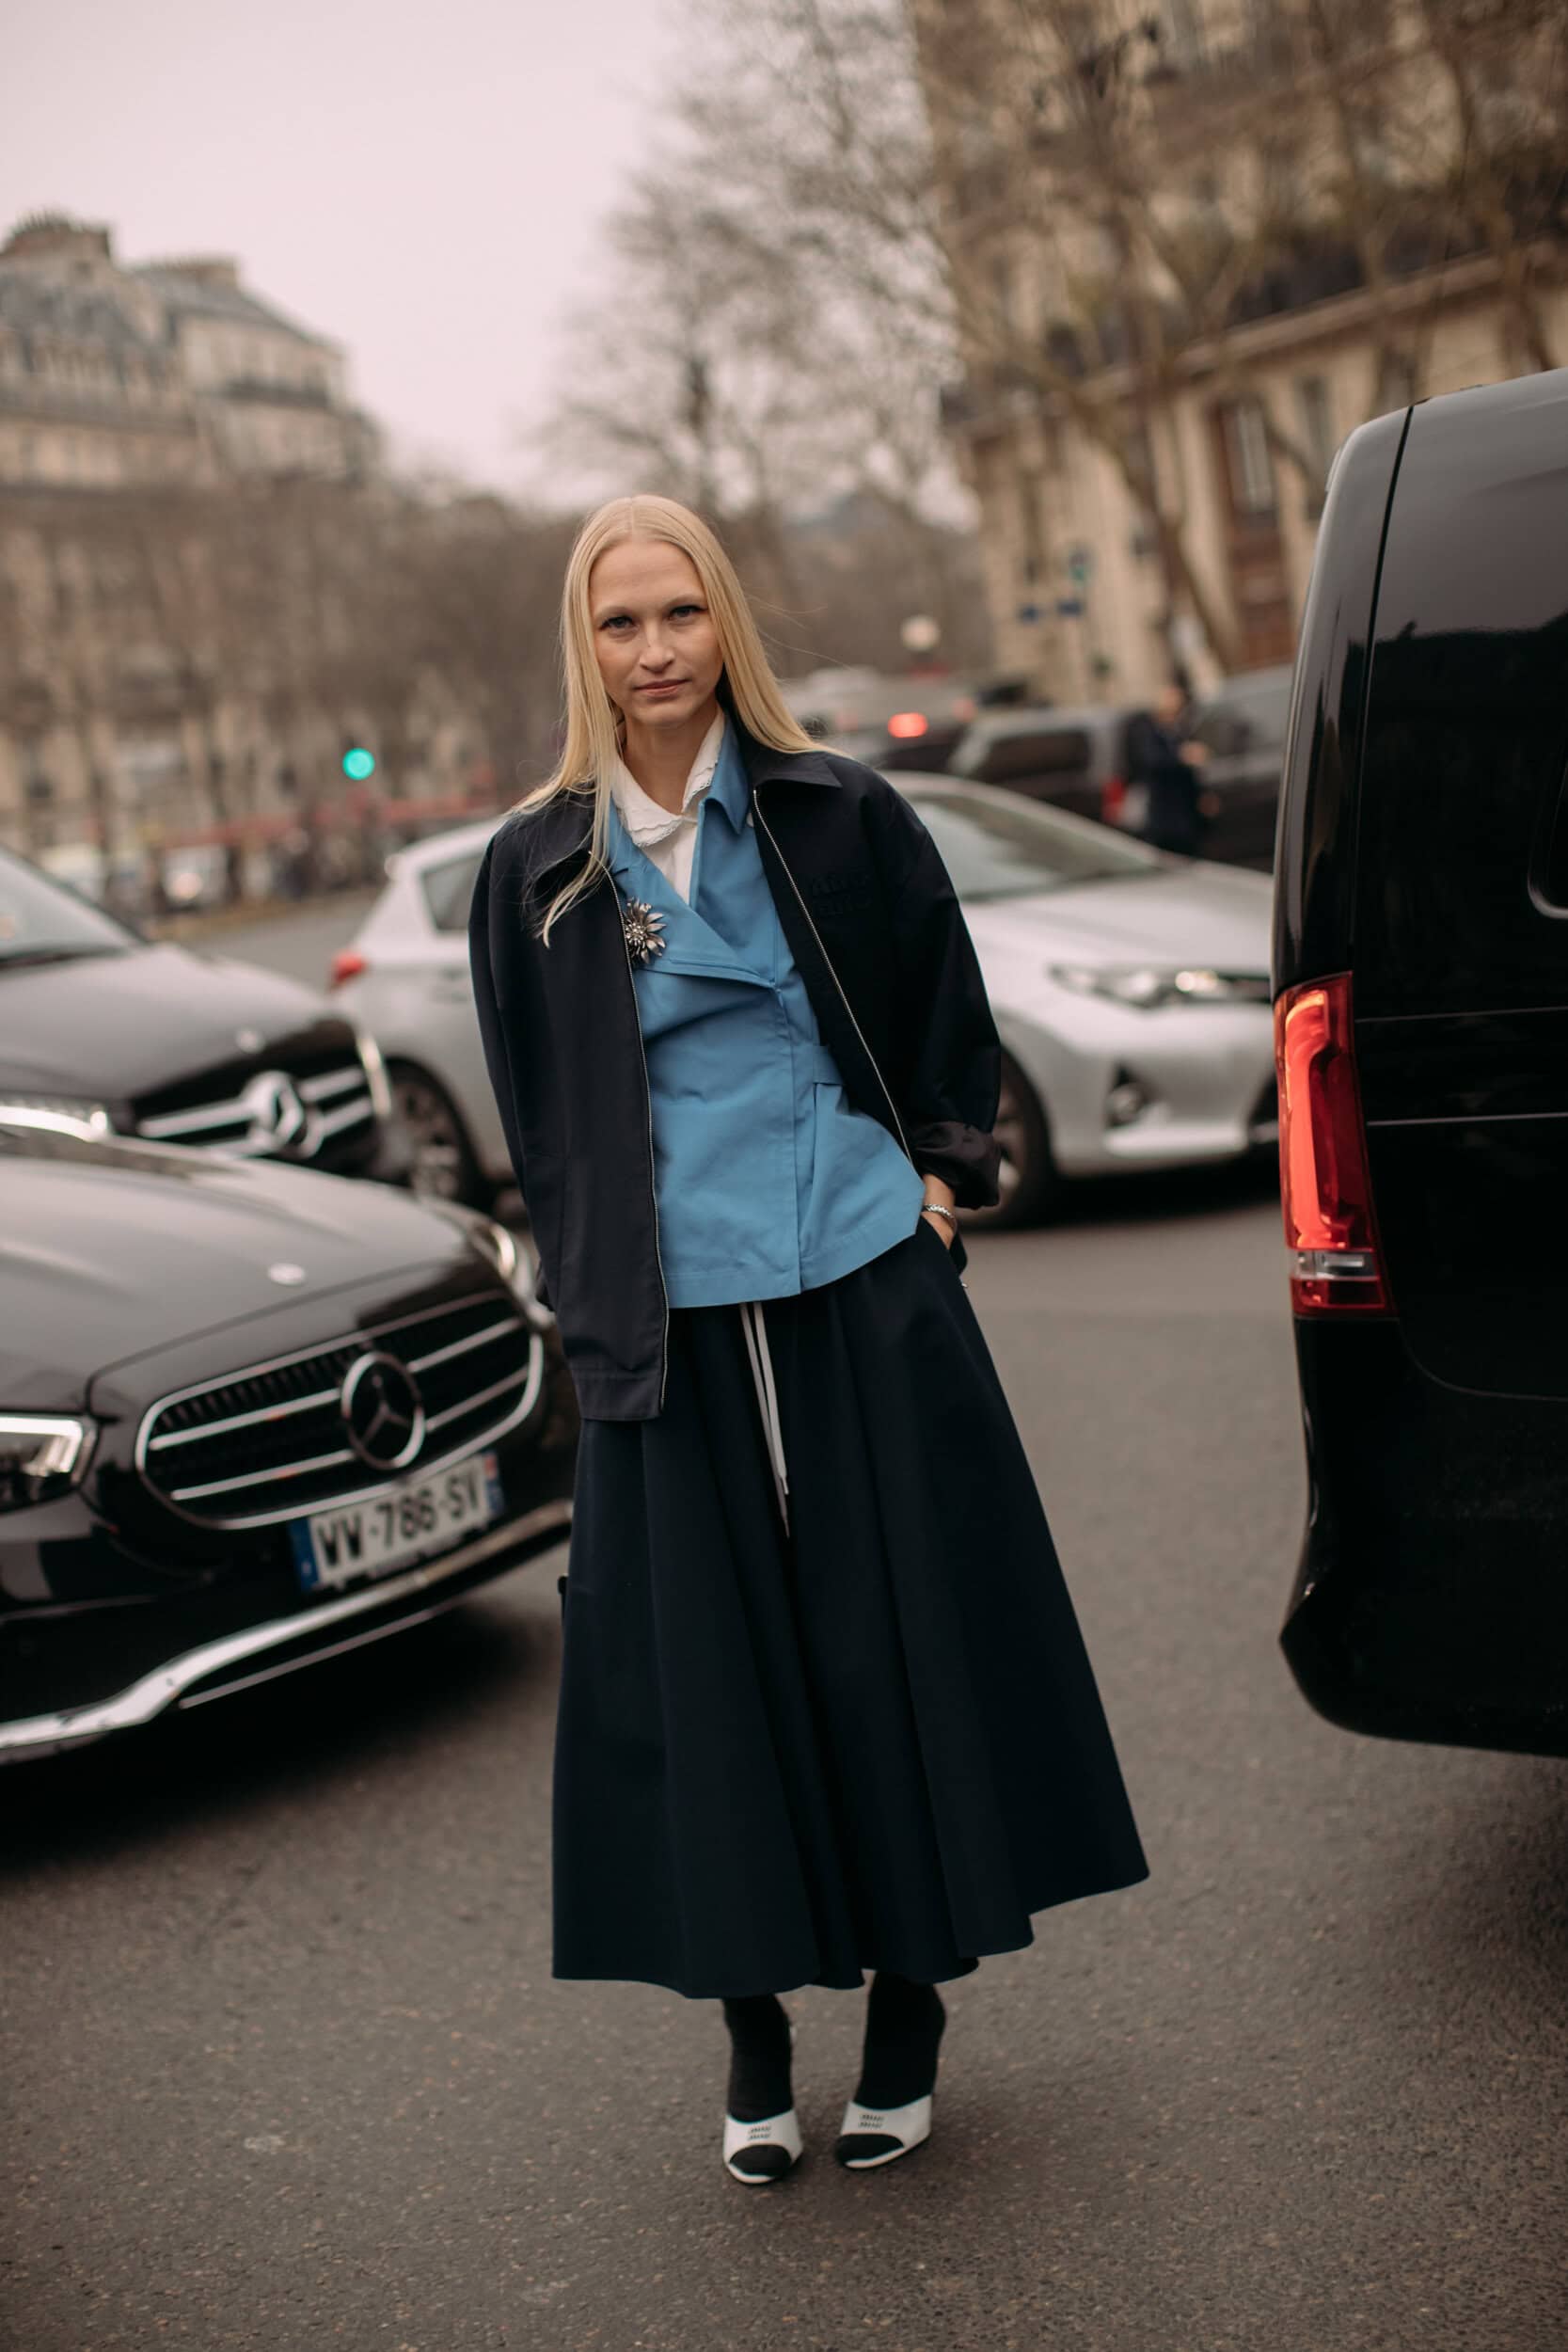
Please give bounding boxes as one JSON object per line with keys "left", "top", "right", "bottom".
{"left": 608, "top": 711, "right": 726, "bottom": 904}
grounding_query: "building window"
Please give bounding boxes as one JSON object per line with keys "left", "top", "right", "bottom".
{"left": 1294, "top": 375, "right": 1336, "bottom": 516}
{"left": 1221, "top": 399, "right": 1277, "bottom": 519}
{"left": 1125, "top": 421, "right": 1159, "bottom": 506}
{"left": 1162, "top": 0, "right": 1204, "bottom": 67}
{"left": 990, "top": 249, "right": 1016, "bottom": 334}
{"left": 1376, "top": 349, "right": 1418, "bottom": 415}
{"left": 1018, "top": 470, "right": 1047, "bottom": 586}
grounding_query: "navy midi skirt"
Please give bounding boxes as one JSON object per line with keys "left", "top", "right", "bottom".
{"left": 552, "top": 1221, "right": 1148, "bottom": 1998}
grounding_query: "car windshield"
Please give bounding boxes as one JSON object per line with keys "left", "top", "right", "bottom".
{"left": 0, "top": 850, "right": 135, "bottom": 967}
{"left": 420, "top": 848, "right": 486, "bottom": 933}
{"left": 908, "top": 787, "right": 1164, "bottom": 900}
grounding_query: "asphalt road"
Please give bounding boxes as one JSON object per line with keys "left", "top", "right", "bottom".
{"left": 4, "top": 901, "right": 1566, "bottom": 2352}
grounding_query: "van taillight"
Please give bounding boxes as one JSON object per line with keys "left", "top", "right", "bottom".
{"left": 1101, "top": 774, "right": 1127, "bottom": 825}
{"left": 1274, "top": 974, "right": 1388, "bottom": 1313}
{"left": 329, "top": 949, "right": 367, "bottom": 989}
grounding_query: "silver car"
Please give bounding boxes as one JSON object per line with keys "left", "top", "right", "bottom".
{"left": 331, "top": 781, "right": 1275, "bottom": 1225}
{"left": 329, "top": 819, "right": 513, "bottom": 1204}
{"left": 903, "top": 776, "right": 1275, "bottom": 1221}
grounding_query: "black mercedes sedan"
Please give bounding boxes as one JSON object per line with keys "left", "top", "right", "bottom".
{"left": 0, "top": 844, "right": 407, "bottom": 1181}
{"left": 1273, "top": 363, "right": 1568, "bottom": 1758}
{"left": 0, "top": 1118, "right": 578, "bottom": 1762}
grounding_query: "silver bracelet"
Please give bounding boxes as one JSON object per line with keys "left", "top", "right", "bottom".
{"left": 921, "top": 1203, "right": 958, "bottom": 1229}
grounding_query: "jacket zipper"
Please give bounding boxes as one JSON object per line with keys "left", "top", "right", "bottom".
{"left": 617, "top": 902, "right": 671, "bottom": 1411}
{"left": 752, "top": 794, "right": 914, "bottom": 1166}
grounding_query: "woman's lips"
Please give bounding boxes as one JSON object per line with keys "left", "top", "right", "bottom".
{"left": 636, "top": 680, "right": 686, "bottom": 696}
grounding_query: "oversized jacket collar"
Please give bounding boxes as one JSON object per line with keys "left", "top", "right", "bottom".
{"left": 518, "top": 725, "right": 843, "bottom": 887}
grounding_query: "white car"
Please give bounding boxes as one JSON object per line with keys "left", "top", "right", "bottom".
{"left": 329, "top": 779, "right": 1275, "bottom": 1224}
{"left": 905, "top": 776, "right": 1275, "bottom": 1221}
{"left": 329, "top": 819, "right": 513, "bottom": 1203}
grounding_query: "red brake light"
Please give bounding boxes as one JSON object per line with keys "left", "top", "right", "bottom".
{"left": 887, "top": 711, "right": 928, "bottom": 739}
{"left": 329, "top": 949, "right": 367, "bottom": 990}
{"left": 1275, "top": 974, "right": 1388, "bottom": 1313}
{"left": 1101, "top": 773, "right": 1127, "bottom": 825}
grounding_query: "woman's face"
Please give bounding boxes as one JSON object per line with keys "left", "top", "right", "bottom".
{"left": 588, "top": 538, "right": 723, "bottom": 735}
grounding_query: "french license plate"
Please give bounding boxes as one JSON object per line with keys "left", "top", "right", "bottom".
{"left": 290, "top": 1451, "right": 502, "bottom": 1595}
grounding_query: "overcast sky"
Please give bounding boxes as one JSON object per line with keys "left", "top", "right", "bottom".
{"left": 5, "top": 0, "right": 673, "bottom": 494}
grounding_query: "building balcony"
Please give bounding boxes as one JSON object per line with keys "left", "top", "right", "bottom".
{"left": 0, "top": 380, "right": 196, "bottom": 431}
{"left": 213, "top": 376, "right": 337, "bottom": 410}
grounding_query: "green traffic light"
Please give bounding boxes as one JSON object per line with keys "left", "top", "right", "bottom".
{"left": 342, "top": 747, "right": 376, "bottom": 782}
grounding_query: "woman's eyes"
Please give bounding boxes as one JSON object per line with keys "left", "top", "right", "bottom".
{"left": 598, "top": 606, "right": 705, "bottom": 633}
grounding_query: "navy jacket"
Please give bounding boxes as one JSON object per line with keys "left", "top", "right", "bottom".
{"left": 467, "top": 722, "right": 1002, "bottom": 1420}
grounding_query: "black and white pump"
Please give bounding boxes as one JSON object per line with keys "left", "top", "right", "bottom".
{"left": 721, "top": 1995, "right": 801, "bottom": 2185}
{"left": 834, "top": 2091, "right": 932, "bottom": 2170}
{"left": 722, "top": 2104, "right": 804, "bottom": 2185}
{"left": 834, "top": 1975, "right": 945, "bottom": 2171}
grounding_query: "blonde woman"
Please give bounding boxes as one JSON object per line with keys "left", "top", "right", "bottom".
{"left": 468, "top": 495, "right": 1146, "bottom": 2185}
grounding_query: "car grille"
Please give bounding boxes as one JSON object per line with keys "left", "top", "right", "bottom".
{"left": 135, "top": 1288, "right": 544, "bottom": 1530}
{"left": 133, "top": 1058, "right": 375, "bottom": 1167}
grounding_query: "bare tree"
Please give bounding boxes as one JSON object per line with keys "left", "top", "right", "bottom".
{"left": 540, "top": 121, "right": 981, "bottom": 669}
{"left": 596, "top": 0, "right": 1564, "bottom": 676}
{"left": 397, "top": 489, "right": 578, "bottom": 792}
{"left": 0, "top": 475, "right": 581, "bottom": 867}
{"left": 1413, "top": 0, "right": 1565, "bottom": 373}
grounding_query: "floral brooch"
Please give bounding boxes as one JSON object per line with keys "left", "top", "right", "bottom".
{"left": 621, "top": 896, "right": 667, "bottom": 966}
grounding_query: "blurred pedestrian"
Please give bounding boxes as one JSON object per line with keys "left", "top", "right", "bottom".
{"left": 468, "top": 496, "right": 1147, "bottom": 2188}
{"left": 1126, "top": 679, "right": 1208, "bottom": 855}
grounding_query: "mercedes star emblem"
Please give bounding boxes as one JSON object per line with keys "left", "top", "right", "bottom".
{"left": 339, "top": 1352, "right": 425, "bottom": 1470}
{"left": 241, "top": 1070, "right": 309, "bottom": 1153}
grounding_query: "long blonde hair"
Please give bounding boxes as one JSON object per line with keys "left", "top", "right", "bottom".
{"left": 517, "top": 494, "right": 817, "bottom": 939}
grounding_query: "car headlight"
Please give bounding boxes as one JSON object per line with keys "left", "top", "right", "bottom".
{"left": 1050, "top": 964, "right": 1260, "bottom": 1010}
{"left": 0, "top": 1093, "right": 116, "bottom": 1137}
{"left": 0, "top": 1414, "right": 96, "bottom": 1512}
{"left": 354, "top": 1030, "right": 394, "bottom": 1121}
{"left": 469, "top": 1217, "right": 552, "bottom": 1330}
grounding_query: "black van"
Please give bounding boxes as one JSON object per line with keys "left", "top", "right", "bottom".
{"left": 1273, "top": 365, "right": 1568, "bottom": 1757}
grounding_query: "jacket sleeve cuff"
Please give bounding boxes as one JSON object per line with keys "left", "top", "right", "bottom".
{"left": 911, "top": 1121, "right": 1002, "bottom": 1211}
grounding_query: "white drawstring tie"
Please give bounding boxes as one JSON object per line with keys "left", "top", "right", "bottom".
{"left": 738, "top": 1300, "right": 790, "bottom": 1531}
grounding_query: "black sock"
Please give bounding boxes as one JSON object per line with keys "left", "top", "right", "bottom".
{"left": 853, "top": 1972, "right": 945, "bottom": 2109}
{"left": 722, "top": 1994, "right": 793, "bottom": 2122}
